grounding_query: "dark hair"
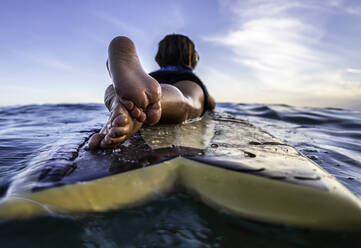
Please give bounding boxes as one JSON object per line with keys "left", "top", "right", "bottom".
{"left": 155, "top": 34, "right": 199, "bottom": 70}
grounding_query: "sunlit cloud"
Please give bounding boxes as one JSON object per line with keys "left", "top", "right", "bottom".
{"left": 329, "top": 0, "right": 361, "bottom": 15}
{"left": 91, "top": 11, "right": 146, "bottom": 38}
{"left": 12, "top": 50, "right": 72, "bottom": 71}
{"left": 341, "top": 68, "right": 361, "bottom": 89}
{"left": 346, "top": 68, "right": 361, "bottom": 74}
{"left": 204, "top": 0, "right": 361, "bottom": 107}
{"left": 199, "top": 65, "right": 256, "bottom": 103}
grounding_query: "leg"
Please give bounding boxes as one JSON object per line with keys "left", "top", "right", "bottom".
{"left": 159, "top": 80, "right": 205, "bottom": 123}
{"left": 108, "top": 36, "right": 162, "bottom": 125}
{"left": 89, "top": 36, "right": 206, "bottom": 149}
{"left": 89, "top": 80, "right": 205, "bottom": 149}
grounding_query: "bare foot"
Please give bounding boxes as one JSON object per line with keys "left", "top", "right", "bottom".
{"left": 88, "top": 101, "right": 142, "bottom": 150}
{"left": 108, "top": 36, "right": 162, "bottom": 126}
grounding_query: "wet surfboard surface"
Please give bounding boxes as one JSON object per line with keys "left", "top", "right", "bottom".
{"left": 1, "top": 111, "right": 361, "bottom": 230}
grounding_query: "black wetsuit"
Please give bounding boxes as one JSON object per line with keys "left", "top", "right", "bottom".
{"left": 149, "top": 67, "right": 209, "bottom": 115}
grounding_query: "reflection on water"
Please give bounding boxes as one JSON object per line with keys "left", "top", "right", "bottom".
{"left": 0, "top": 103, "right": 360, "bottom": 247}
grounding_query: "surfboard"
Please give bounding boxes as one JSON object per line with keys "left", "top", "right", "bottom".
{"left": 1, "top": 111, "right": 361, "bottom": 231}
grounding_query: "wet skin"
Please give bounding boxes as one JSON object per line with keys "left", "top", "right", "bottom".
{"left": 89, "top": 36, "right": 213, "bottom": 149}
{"left": 108, "top": 36, "right": 161, "bottom": 125}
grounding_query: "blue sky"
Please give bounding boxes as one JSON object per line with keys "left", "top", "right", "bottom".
{"left": 0, "top": 0, "right": 361, "bottom": 109}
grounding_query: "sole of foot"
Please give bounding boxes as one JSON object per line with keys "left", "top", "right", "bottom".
{"left": 108, "top": 36, "right": 162, "bottom": 126}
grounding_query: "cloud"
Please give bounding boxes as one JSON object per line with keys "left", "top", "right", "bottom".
{"left": 345, "top": 68, "right": 361, "bottom": 74}
{"left": 204, "top": 0, "right": 361, "bottom": 107}
{"left": 91, "top": 10, "right": 146, "bottom": 39}
{"left": 328, "top": 0, "right": 361, "bottom": 16}
{"left": 198, "top": 65, "right": 255, "bottom": 102}
{"left": 207, "top": 7, "right": 325, "bottom": 89}
{"left": 12, "top": 50, "right": 72, "bottom": 71}
{"left": 341, "top": 68, "right": 361, "bottom": 89}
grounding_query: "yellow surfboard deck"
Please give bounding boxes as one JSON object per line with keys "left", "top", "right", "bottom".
{"left": 1, "top": 112, "right": 361, "bottom": 231}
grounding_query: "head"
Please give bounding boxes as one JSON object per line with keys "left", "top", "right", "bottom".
{"left": 155, "top": 34, "right": 199, "bottom": 70}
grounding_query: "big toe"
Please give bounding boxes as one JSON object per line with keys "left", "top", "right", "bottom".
{"left": 112, "top": 112, "right": 129, "bottom": 127}
{"left": 121, "top": 100, "right": 146, "bottom": 123}
{"left": 88, "top": 133, "right": 105, "bottom": 150}
{"left": 147, "top": 79, "right": 162, "bottom": 103}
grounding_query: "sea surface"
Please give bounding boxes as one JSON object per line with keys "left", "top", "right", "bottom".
{"left": 0, "top": 103, "right": 360, "bottom": 248}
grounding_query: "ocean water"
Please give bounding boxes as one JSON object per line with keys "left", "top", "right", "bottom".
{"left": 0, "top": 103, "right": 360, "bottom": 247}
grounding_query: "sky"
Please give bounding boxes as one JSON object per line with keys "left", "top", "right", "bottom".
{"left": 0, "top": 0, "right": 361, "bottom": 109}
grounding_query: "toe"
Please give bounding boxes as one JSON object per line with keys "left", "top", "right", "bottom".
{"left": 145, "top": 102, "right": 162, "bottom": 126}
{"left": 139, "top": 112, "right": 146, "bottom": 122}
{"left": 122, "top": 99, "right": 134, "bottom": 111}
{"left": 100, "top": 134, "right": 127, "bottom": 148}
{"left": 108, "top": 126, "right": 129, "bottom": 138}
{"left": 88, "top": 133, "right": 105, "bottom": 150}
{"left": 122, "top": 99, "right": 146, "bottom": 122}
{"left": 112, "top": 114, "right": 128, "bottom": 127}
{"left": 109, "top": 136, "right": 127, "bottom": 144}
{"left": 109, "top": 103, "right": 129, "bottom": 126}
{"left": 130, "top": 107, "right": 145, "bottom": 122}
{"left": 100, "top": 135, "right": 113, "bottom": 148}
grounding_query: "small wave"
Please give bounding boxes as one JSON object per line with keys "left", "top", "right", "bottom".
{"left": 1, "top": 103, "right": 361, "bottom": 198}
{"left": 219, "top": 103, "right": 361, "bottom": 197}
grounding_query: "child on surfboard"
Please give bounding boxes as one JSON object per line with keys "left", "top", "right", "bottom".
{"left": 89, "top": 34, "right": 215, "bottom": 149}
